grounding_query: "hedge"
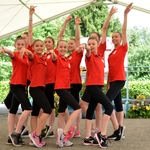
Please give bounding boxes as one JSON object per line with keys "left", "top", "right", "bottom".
{"left": 1, "top": 80, "right": 150, "bottom": 103}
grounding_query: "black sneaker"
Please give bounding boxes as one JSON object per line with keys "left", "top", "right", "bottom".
{"left": 6, "top": 137, "right": 12, "bottom": 145}
{"left": 9, "top": 132, "right": 22, "bottom": 147}
{"left": 84, "top": 136, "right": 98, "bottom": 146}
{"left": 41, "top": 125, "right": 50, "bottom": 139}
{"left": 95, "top": 132, "right": 108, "bottom": 148}
{"left": 21, "top": 130, "right": 29, "bottom": 138}
{"left": 21, "top": 126, "right": 29, "bottom": 138}
{"left": 115, "top": 125, "right": 125, "bottom": 141}
{"left": 107, "top": 132, "right": 117, "bottom": 140}
{"left": 47, "top": 131, "right": 54, "bottom": 137}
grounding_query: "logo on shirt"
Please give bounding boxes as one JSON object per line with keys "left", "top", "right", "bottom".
{"left": 68, "top": 56, "right": 72, "bottom": 60}
{"left": 47, "top": 55, "right": 51, "bottom": 59}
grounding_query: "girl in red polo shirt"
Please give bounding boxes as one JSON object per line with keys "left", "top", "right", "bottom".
{"left": 106, "top": 3, "right": 133, "bottom": 141}
{"left": 3, "top": 6, "right": 35, "bottom": 140}
{"left": 55, "top": 40, "right": 81, "bottom": 148}
{"left": 78, "top": 6, "right": 120, "bottom": 148}
{"left": 28, "top": 39, "right": 52, "bottom": 148}
{"left": 58, "top": 15, "right": 83, "bottom": 138}
{"left": 40, "top": 36, "right": 56, "bottom": 139}
{"left": 79, "top": 32, "right": 103, "bottom": 136}
{"left": 82, "top": 36, "right": 113, "bottom": 148}
{"left": 0, "top": 37, "right": 33, "bottom": 147}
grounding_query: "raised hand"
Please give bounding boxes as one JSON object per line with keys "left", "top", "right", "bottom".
{"left": 29, "top": 5, "right": 36, "bottom": 16}
{"left": 19, "top": 47, "right": 26, "bottom": 58}
{"left": 124, "top": 3, "right": 133, "bottom": 14}
{"left": 109, "top": 6, "right": 118, "bottom": 16}
{"left": 75, "top": 17, "right": 81, "bottom": 25}
{"left": 65, "top": 15, "right": 72, "bottom": 22}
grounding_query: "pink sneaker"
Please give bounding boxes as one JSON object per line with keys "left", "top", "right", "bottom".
{"left": 74, "top": 131, "right": 81, "bottom": 137}
{"left": 66, "top": 126, "right": 76, "bottom": 139}
{"left": 56, "top": 135, "right": 73, "bottom": 147}
{"left": 29, "top": 139, "right": 46, "bottom": 146}
{"left": 63, "top": 136, "right": 73, "bottom": 147}
{"left": 29, "top": 132, "right": 43, "bottom": 148}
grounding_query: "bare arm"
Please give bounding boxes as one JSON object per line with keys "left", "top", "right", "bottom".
{"left": 0, "top": 47, "right": 14, "bottom": 58}
{"left": 75, "top": 17, "right": 81, "bottom": 47}
{"left": 58, "top": 15, "right": 72, "bottom": 41}
{"left": 122, "top": 3, "right": 133, "bottom": 46}
{"left": 101, "top": 6, "right": 118, "bottom": 44}
{"left": 28, "top": 6, "right": 36, "bottom": 45}
{"left": 50, "top": 50, "right": 57, "bottom": 61}
{"left": 20, "top": 47, "right": 33, "bottom": 59}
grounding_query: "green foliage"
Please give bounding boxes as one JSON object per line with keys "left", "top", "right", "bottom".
{"left": 0, "top": 81, "right": 10, "bottom": 102}
{"left": 0, "top": 62, "right": 12, "bottom": 81}
{"left": 128, "top": 27, "right": 150, "bottom": 80}
{"left": 68, "top": 1, "right": 122, "bottom": 37}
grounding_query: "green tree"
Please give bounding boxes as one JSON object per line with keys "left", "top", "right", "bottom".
{"left": 66, "top": 1, "right": 122, "bottom": 38}
{"left": 128, "top": 27, "right": 150, "bottom": 80}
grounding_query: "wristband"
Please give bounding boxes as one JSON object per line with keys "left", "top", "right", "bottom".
{"left": 29, "top": 18, "right": 32, "bottom": 21}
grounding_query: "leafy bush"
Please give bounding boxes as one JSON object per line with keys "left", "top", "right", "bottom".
{"left": 0, "top": 81, "right": 10, "bottom": 102}
{"left": 126, "top": 95, "right": 150, "bottom": 118}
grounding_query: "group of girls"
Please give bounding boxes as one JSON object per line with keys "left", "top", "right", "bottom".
{"left": 0, "top": 2, "right": 133, "bottom": 149}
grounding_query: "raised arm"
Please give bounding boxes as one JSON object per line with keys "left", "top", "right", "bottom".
{"left": 122, "top": 3, "right": 133, "bottom": 46}
{"left": 28, "top": 6, "right": 36, "bottom": 45}
{"left": 101, "top": 6, "right": 118, "bottom": 44}
{"left": 75, "top": 17, "right": 81, "bottom": 47}
{"left": 57, "top": 15, "right": 72, "bottom": 41}
{"left": 0, "top": 47, "right": 14, "bottom": 58}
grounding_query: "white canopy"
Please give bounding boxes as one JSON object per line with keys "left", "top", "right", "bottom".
{"left": 0, "top": 0, "right": 97, "bottom": 39}
{"left": 1, "top": 0, "right": 150, "bottom": 39}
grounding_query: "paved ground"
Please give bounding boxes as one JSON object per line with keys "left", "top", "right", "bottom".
{"left": 0, "top": 106, "right": 150, "bottom": 150}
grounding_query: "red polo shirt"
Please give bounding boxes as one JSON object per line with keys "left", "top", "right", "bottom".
{"left": 45, "top": 53, "right": 56, "bottom": 84}
{"left": 108, "top": 43, "right": 128, "bottom": 82}
{"left": 85, "top": 55, "right": 105, "bottom": 86}
{"left": 10, "top": 52, "right": 28, "bottom": 85}
{"left": 30, "top": 54, "right": 47, "bottom": 87}
{"left": 98, "top": 41, "right": 106, "bottom": 57}
{"left": 54, "top": 55, "right": 71, "bottom": 90}
{"left": 68, "top": 50, "right": 83, "bottom": 84}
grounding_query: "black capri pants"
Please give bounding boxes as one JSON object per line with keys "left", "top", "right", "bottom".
{"left": 86, "top": 85, "right": 113, "bottom": 120}
{"left": 30, "top": 86, "right": 52, "bottom": 116}
{"left": 81, "top": 88, "right": 91, "bottom": 103}
{"left": 45, "top": 83, "right": 55, "bottom": 109}
{"left": 10, "top": 84, "right": 32, "bottom": 114}
{"left": 70, "top": 84, "right": 82, "bottom": 103}
{"left": 106, "top": 80, "right": 125, "bottom": 112}
{"left": 56, "top": 89, "right": 81, "bottom": 113}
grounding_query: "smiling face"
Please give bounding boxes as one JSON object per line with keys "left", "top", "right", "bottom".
{"left": 57, "top": 40, "right": 68, "bottom": 56}
{"left": 33, "top": 40, "right": 44, "bottom": 55}
{"left": 44, "top": 37, "right": 55, "bottom": 50}
{"left": 112, "top": 32, "right": 122, "bottom": 47}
